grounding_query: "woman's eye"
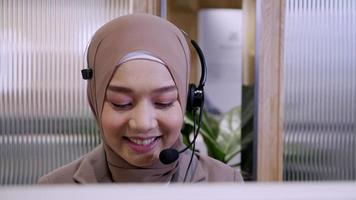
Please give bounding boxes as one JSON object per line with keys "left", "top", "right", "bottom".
{"left": 111, "top": 102, "right": 132, "bottom": 110}
{"left": 155, "top": 102, "right": 174, "bottom": 109}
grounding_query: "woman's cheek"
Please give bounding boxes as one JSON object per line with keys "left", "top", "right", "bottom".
{"left": 101, "top": 102, "right": 126, "bottom": 137}
{"left": 159, "top": 105, "right": 184, "bottom": 139}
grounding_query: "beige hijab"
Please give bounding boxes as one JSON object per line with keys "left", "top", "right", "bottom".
{"left": 86, "top": 14, "right": 190, "bottom": 182}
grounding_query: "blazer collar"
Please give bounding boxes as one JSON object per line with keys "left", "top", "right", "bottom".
{"left": 73, "top": 144, "right": 112, "bottom": 183}
{"left": 72, "top": 144, "right": 206, "bottom": 183}
{"left": 175, "top": 150, "right": 206, "bottom": 182}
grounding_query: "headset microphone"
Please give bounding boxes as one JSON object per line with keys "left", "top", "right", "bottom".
{"left": 159, "top": 116, "right": 201, "bottom": 164}
{"left": 159, "top": 134, "right": 200, "bottom": 164}
{"left": 159, "top": 149, "right": 179, "bottom": 165}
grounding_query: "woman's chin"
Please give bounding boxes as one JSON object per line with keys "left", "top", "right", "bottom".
{"left": 126, "top": 154, "right": 159, "bottom": 167}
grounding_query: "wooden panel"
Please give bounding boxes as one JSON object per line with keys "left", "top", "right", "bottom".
{"left": 255, "top": 0, "right": 285, "bottom": 181}
{"left": 242, "top": 0, "right": 256, "bottom": 86}
{"left": 133, "top": 0, "right": 160, "bottom": 15}
{"left": 240, "top": 0, "right": 256, "bottom": 181}
{"left": 167, "top": 1, "right": 198, "bottom": 83}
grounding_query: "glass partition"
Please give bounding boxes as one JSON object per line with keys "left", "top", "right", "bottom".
{"left": 0, "top": 0, "right": 134, "bottom": 185}
{"left": 283, "top": 0, "right": 356, "bottom": 180}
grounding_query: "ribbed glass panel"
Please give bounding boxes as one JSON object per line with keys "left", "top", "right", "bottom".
{"left": 0, "top": 0, "right": 134, "bottom": 185}
{"left": 283, "top": 0, "right": 356, "bottom": 180}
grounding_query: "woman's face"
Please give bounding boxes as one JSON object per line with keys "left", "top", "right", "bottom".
{"left": 101, "top": 59, "right": 183, "bottom": 167}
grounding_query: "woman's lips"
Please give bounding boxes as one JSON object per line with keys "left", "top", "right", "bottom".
{"left": 124, "top": 136, "right": 161, "bottom": 154}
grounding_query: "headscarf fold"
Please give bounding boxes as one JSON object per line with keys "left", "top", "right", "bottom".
{"left": 86, "top": 14, "right": 190, "bottom": 182}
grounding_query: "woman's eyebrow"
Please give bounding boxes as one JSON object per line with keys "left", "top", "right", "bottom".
{"left": 153, "top": 85, "right": 177, "bottom": 93}
{"left": 107, "top": 85, "right": 176, "bottom": 94}
{"left": 107, "top": 85, "right": 133, "bottom": 93}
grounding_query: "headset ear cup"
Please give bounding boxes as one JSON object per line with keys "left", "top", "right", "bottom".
{"left": 193, "top": 88, "right": 204, "bottom": 110}
{"left": 81, "top": 68, "right": 93, "bottom": 80}
{"left": 186, "top": 84, "right": 196, "bottom": 112}
{"left": 186, "top": 83, "right": 204, "bottom": 112}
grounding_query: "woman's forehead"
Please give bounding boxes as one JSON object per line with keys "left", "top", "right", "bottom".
{"left": 109, "top": 59, "right": 177, "bottom": 91}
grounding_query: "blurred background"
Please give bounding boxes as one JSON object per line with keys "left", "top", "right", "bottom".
{"left": 0, "top": 0, "right": 355, "bottom": 185}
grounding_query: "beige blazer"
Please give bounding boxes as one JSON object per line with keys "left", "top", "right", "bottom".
{"left": 38, "top": 144, "right": 244, "bottom": 183}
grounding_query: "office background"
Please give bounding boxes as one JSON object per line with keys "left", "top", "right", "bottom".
{"left": 0, "top": 0, "right": 355, "bottom": 184}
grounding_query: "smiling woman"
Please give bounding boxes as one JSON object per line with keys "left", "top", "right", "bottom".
{"left": 102, "top": 59, "right": 183, "bottom": 168}
{"left": 38, "top": 13, "right": 243, "bottom": 183}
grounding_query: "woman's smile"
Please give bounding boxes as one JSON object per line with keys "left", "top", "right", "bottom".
{"left": 124, "top": 136, "right": 162, "bottom": 154}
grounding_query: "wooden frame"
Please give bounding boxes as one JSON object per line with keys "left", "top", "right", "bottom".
{"left": 254, "top": 0, "right": 285, "bottom": 181}
{"left": 133, "top": 0, "right": 161, "bottom": 15}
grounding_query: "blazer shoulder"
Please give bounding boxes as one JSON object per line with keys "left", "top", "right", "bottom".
{"left": 38, "top": 157, "right": 84, "bottom": 184}
{"left": 196, "top": 154, "right": 244, "bottom": 182}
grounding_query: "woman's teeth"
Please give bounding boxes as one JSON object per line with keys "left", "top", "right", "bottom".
{"left": 128, "top": 137, "right": 156, "bottom": 145}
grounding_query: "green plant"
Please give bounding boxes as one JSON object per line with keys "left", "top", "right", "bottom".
{"left": 182, "top": 105, "right": 253, "bottom": 167}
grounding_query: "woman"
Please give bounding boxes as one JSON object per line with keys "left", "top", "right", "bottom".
{"left": 38, "top": 13, "right": 243, "bottom": 183}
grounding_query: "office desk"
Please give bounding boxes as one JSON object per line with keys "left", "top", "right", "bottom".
{"left": 1, "top": 182, "right": 356, "bottom": 200}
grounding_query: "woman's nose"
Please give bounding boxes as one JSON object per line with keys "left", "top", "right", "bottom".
{"left": 129, "top": 102, "right": 157, "bottom": 133}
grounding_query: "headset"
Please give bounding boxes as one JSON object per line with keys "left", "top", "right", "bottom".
{"left": 81, "top": 32, "right": 207, "bottom": 182}
{"left": 158, "top": 37, "right": 206, "bottom": 182}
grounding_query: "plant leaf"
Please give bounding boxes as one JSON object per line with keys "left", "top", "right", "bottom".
{"left": 184, "top": 113, "right": 223, "bottom": 153}
{"left": 201, "top": 111, "right": 220, "bottom": 139}
{"left": 217, "top": 106, "right": 242, "bottom": 162}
